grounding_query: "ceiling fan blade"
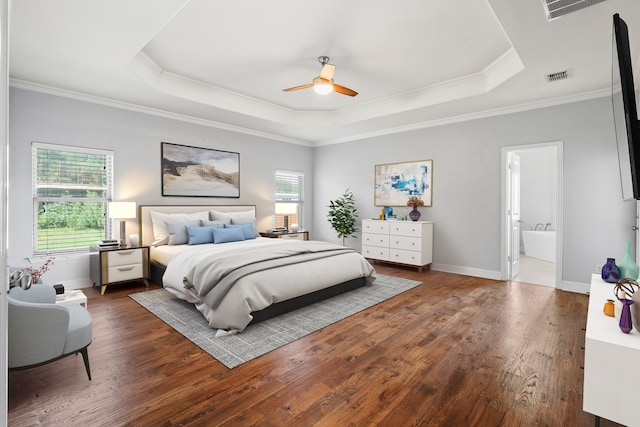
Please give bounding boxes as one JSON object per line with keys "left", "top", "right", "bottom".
{"left": 333, "top": 83, "right": 358, "bottom": 97}
{"left": 282, "top": 83, "right": 313, "bottom": 92}
{"left": 320, "top": 63, "right": 335, "bottom": 80}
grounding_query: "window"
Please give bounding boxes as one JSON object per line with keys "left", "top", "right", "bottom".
{"left": 32, "top": 142, "right": 113, "bottom": 254}
{"left": 275, "top": 169, "right": 304, "bottom": 230}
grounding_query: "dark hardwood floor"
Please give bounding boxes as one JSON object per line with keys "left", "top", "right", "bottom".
{"left": 8, "top": 265, "right": 617, "bottom": 426}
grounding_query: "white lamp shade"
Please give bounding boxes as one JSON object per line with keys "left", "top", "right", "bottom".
{"left": 108, "top": 202, "right": 137, "bottom": 219}
{"left": 275, "top": 203, "right": 297, "bottom": 215}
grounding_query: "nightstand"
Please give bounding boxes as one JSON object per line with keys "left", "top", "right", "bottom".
{"left": 90, "top": 245, "right": 150, "bottom": 295}
{"left": 260, "top": 231, "right": 309, "bottom": 241}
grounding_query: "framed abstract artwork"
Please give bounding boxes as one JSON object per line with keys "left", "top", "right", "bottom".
{"left": 161, "top": 142, "right": 240, "bottom": 198}
{"left": 374, "top": 159, "right": 432, "bottom": 207}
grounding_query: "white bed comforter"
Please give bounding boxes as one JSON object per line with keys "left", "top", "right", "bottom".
{"left": 162, "top": 238, "right": 375, "bottom": 332}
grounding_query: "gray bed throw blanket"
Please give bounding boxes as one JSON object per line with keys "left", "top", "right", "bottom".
{"left": 183, "top": 241, "right": 363, "bottom": 309}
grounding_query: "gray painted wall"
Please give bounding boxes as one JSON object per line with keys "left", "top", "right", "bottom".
{"left": 8, "top": 88, "right": 636, "bottom": 291}
{"left": 312, "top": 97, "right": 636, "bottom": 289}
{"left": 8, "top": 88, "right": 314, "bottom": 288}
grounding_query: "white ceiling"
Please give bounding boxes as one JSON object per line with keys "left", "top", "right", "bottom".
{"left": 9, "top": 0, "right": 640, "bottom": 145}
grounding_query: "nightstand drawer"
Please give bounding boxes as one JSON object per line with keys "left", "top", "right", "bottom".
{"left": 279, "top": 233, "right": 305, "bottom": 240}
{"left": 107, "top": 263, "right": 143, "bottom": 283}
{"left": 107, "top": 248, "right": 142, "bottom": 267}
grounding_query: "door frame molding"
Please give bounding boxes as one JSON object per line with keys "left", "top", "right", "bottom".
{"left": 500, "top": 141, "right": 564, "bottom": 288}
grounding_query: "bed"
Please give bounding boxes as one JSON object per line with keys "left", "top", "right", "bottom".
{"left": 140, "top": 205, "right": 376, "bottom": 333}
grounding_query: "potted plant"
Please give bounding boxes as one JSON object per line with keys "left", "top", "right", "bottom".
{"left": 327, "top": 188, "right": 359, "bottom": 246}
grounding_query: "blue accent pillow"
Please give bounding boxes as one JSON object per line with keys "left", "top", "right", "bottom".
{"left": 212, "top": 227, "right": 245, "bottom": 244}
{"left": 166, "top": 220, "right": 201, "bottom": 245}
{"left": 230, "top": 218, "right": 258, "bottom": 237}
{"left": 225, "top": 223, "right": 256, "bottom": 240}
{"left": 185, "top": 225, "right": 217, "bottom": 245}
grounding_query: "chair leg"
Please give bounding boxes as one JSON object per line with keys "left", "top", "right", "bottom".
{"left": 79, "top": 347, "right": 91, "bottom": 381}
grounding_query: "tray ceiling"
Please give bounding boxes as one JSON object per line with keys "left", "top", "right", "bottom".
{"left": 9, "top": 0, "right": 640, "bottom": 145}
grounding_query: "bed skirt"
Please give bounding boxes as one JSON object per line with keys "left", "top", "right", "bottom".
{"left": 149, "top": 260, "right": 367, "bottom": 326}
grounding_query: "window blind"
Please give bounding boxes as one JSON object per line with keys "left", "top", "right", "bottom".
{"left": 32, "top": 142, "right": 114, "bottom": 254}
{"left": 275, "top": 169, "right": 304, "bottom": 230}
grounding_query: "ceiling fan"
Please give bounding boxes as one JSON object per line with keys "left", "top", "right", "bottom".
{"left": 283, "top": 56, "right": 358, "bottom": 97}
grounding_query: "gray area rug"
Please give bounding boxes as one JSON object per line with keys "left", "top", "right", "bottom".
{"left": 129, "top": 274, "right": 422, "bottom": 368}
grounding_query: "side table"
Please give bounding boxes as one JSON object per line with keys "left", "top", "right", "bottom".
{"left": 55, "top": 290, "right": 88, "bottom": 309}
{"left": 90, "top": 245, "right": 150, "bottom": 295}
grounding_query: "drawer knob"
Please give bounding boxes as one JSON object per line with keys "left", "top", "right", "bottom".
{"left": 118, "top": 266, "right": 135, "bottom": 272}
{"left": 118, "top": 251, "right": 134, "bottom": 255}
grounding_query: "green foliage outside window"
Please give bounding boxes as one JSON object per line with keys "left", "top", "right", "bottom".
{"left": 34, "top": 145, "right": 112, "bottom": 252}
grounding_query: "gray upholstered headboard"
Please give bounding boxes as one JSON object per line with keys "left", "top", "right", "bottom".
{"left": 139, "top": 205, "right": 257, "bottom": 246}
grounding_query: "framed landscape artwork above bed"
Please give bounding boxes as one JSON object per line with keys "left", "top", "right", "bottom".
{"left": 161, "top": 142, "right": 240, "bottom": 198}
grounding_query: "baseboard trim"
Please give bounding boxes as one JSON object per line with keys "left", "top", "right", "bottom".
{"left": 430, "top": 263, "right": 502, "bottom": 281}
{"left": 431, "top": 263, "right": 590, "bottom": 294}
{"left": 559, "top": 280, "right": 590, "bottom": 294}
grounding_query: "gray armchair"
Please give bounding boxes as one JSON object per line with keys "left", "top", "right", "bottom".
{"left": 8, "top": 285, "right": 93, "bottom": 380}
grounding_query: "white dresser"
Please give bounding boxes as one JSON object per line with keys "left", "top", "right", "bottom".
{"left": 583, "top": 274, "right": 640, "bottom": 427}
{"left": 361, "top": 219, "right": 433, "bottom": 272}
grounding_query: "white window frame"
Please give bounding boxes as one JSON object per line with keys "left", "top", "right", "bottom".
{"left": 275, "top": 169, "right": 304, "bottom": 230}
{"left": 32, "top": 142, "right": 114, "bottom": 255}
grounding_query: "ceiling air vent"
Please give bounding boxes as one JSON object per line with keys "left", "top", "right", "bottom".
{"left": 545, "top": 69, "right": 572, "bottom": 82}
{"left": 542, "top": 0, "right": 608, "bottom": 21}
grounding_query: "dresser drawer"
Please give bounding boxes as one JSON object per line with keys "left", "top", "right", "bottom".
{"left": 362, "top": 245, "right": 389, "bottom": 261}
{"left": 362, "top": 220, "right": 389, "bottom": 235}
{"left": 390, "top": 221, "right": 424, "bottom": 237}
{"left": 107, "top": 248, "right": 143, "bottom": 267}
{"left": 389, "top": 248, "right": 422, "bottom": 266}
{"left": 107, "top": 263, "right": 143, "bottom": 283}
{"left": 389, "top": 235, "right": 422, "bottom": 251}
{"left": 362, "top": 233, "right": 390, "bottom": 247}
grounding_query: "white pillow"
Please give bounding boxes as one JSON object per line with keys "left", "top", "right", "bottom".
{"left": 209, "top": 209, "right": 255, "bottom": 221}
{"left": 149, "top": 211, "right": 209, "bottom": 246}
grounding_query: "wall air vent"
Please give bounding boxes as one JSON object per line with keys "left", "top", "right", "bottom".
{"left": 545, "top": 69, "right": 572, "bottom": 82}
{"left": 542, "top": 0, "right": 608, "bottom": 21}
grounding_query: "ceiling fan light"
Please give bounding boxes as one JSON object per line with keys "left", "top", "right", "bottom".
{"left": 313, "top": 77, "right": 333, "bottom": 95}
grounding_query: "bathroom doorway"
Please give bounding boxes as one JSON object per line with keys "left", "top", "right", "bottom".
{"left": 501, "top": 142, "right": 563, "bottom": 288}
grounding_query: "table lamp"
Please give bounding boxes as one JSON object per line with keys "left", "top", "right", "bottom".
{"left": 275, "top": 203, "right": 297, "bottom": 231}
{"left": 108, "top": 202, "right": 137, "bottom": 246}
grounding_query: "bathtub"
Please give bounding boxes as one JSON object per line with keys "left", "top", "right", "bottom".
{"left": 521, "top": 230, "right": 556, "bottom": 263}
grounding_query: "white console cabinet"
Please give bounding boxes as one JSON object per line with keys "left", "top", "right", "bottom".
{"left": 361, "top": 219, "right": 433, "bottom": 272}
{"left": 583, "top": 274, "right": 640, "bottom": 426}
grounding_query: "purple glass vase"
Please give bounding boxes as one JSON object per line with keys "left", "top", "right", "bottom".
{"left": 601, "top": 258, "right": 621, "bottom": 283}
{"left": 408, "top": 206, "right": 421, "bottom": 221}
{"left": 619, "top": 298, "right": 634, "bottom": 333}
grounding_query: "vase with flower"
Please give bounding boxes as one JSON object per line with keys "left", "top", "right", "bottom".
{"left": 406, "top": 196, "right": 424, "bottom": 221}
{"left": 21, "top": 253, "right": 55, "bottom": 287}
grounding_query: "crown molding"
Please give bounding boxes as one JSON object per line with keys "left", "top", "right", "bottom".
{"left": 128, "top": 47, "right": 525, "bottom": 128}
{"left": 9, "top": 78, "right": 312, "bottom": 146}
{"left": 313, "top": 86, "right": 612, "bottom": 146}
{"left": 10, "top": 77, "right": 613, "bottom": 148}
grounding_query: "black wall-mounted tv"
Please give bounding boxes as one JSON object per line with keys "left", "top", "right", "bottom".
{"left": 613, "top": 13, "right": 640, "bottom": 201}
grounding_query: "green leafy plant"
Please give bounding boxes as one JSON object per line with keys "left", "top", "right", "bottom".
{"left": 327, "top": 188, "right": 359, "bottom": 246}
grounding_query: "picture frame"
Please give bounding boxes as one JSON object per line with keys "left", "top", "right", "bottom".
{"left": 161, "top": 142, "right": 240, "bottom": 198}
{"left": 374, "top": 159, "right": 432, "bottom": 207}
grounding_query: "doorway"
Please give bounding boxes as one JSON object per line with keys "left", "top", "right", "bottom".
{"left": 501, "top": 142, "right": 563, "bottom": 288}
